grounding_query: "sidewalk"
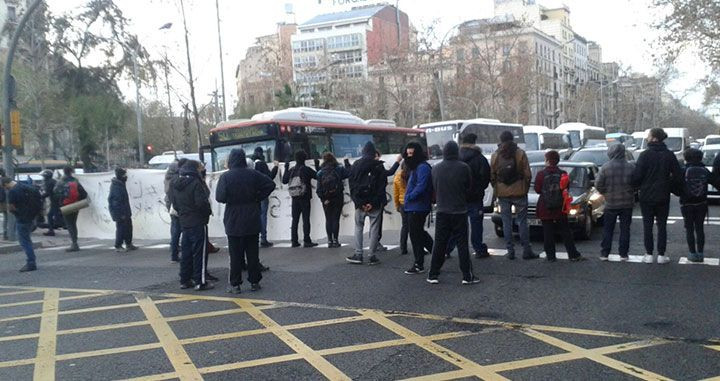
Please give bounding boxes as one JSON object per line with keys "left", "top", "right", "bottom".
{"left": 0, "top": 228, "right": 72, "bottom": 254}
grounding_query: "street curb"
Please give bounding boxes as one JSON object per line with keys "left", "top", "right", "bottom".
{"left": 0, "top": 241, "right": 43, "bottom": 255}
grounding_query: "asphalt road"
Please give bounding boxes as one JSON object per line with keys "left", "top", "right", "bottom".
{"left": 0, "top": 198, "right": 718, "bottom": 380}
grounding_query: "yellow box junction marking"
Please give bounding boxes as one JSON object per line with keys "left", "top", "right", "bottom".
{"left": 34, "top": 289, "right": 60, "bottom": 381}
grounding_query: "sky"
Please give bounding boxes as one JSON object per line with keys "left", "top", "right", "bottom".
{"left": 46, "top": 0, "right": 715, "bottom": 121}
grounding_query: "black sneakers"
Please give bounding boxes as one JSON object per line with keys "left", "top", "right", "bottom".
{"left": 194, "top": 283, "right": 215, "bottom": 291}
{"left": 180, "top": 282, "right": 194, "bottom": 289}
{"left": 19, "top": 264, "right": 37, "bottom": 273}
{"left": 260, "top": 240, "right": 274, "bottom": 248}
{"left": 127, "top": 244, "right": 139, "bottom": 251}
{"left": 404, "top": 266, "right": 425, "bottom": 275}
{"left": 227, "top": 285, "right": 241, "bottom": 294}
{"left": 523, "top": 252, "right": 540, "bottom": 260}
{"left": 303, "top": 242, "right": 319, "bottom": 248}
{"left": 426, "top": 276, "right": 439, "bottom": 284}
{"left": 291, "top": 241, "right": 301, "bottom": 248}
{"left": 346, "top": 254, "right": 363, "bottom": 264}
{"left": 462, "top": 276, "right": 481, "bottom": 285}
{"left": 368, "top": 256, "right": 380, "bottom": 265}
{"left": 250, "top": 283, "right": 261, "bottom": 292}
{"left": 205, "top": 274, "right": 219, "bottom": 282}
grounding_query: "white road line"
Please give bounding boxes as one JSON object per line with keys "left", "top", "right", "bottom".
{"left": 678, "top": 257, "right": 720, "bottom": 266}
{"left": 274, "top": 243, "right": 351, "bottom": 249}
{"left": 146, "top": 244, "right": 171, "bottom": 249}
{"left": 606, "top": 254, "right": 646, "bottom": 263}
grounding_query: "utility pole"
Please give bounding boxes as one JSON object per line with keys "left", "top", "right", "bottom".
{"left": 215, "top": 0, "right": 227, "bottom": 120}
{"left": 132, "top": 50, "right": 145, "bottom": 165}
{"left": 179, "top": 0, "right": 204, "bottom": 152}
{"left": 164, "top": 58, "right": 175, "bottom": 151}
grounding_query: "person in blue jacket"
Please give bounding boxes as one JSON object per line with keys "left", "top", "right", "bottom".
{"left": 403, "top": 141, "right": 434, "bottom": 274}
{"left": 108, "top": 167, "right": 137, "bottom": 252}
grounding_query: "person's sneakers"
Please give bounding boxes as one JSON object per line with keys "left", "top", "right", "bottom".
{"left": 620, "top": 255, "right": 629, "bottom": 262}
{"left": 689, "top": 253, "right": 704, "bottom": 263}
{"left": 43, "top": 231, "right": 55, "bottom": 236}
{"left": 303, "top": 242, "right": 319, "bottom": 248}
{"left": 171, "top": 257, "right": 180, "bottom": 263}
{"left": 250, "top": 283, "right": 262, "bottom": 292}
{"left": 115, "top": 246, "right": 126, "bottom": 253}
{"left": 291, "top": 241, "right": 301, "bottom": 248}
{"left": 570, "top": 255, "right": 586, "bottom": 262}
{"left": 368, "top": 255, "right": 380, "bottom": 265}
{"left": 227, "top": 285, "right": 242, "bottom": 294}
{"left": 400, "top": 249, "right": 408, "bottom": 255}
{"left": 126, "top": 244, "right": 139, "bottom": 251}
{"left": 523, "top": 251, "right": 540, "bottom": 260}
{"left": 180, "top": 282, "right": 194, "bottom": 289}
{"left": 462, "top": 276, "right": 481, "bottom": 285}
{"left": 205, "top": 273, "right": 220, "bottom": 282}
{"left": 260, "top": 264, "right": 270, "bottom": 272}
{"left": 194, "top": 282, "right": 215, "bottom": 291}
{"left": 375, "top": 245, "right": 388, "bottom": 252}
{"left": 546, "top": 257, "right": 557, "bottom": 263}
{"left": 507, "top": 252, "right": 516, "bottom": 260}
{"left": 208, "top": 244, "right": 220, "bottom": 254}
{"left": 19, "top": 264, "right": 37, "bottom": 272}
{"left": 426, "top": 276, "right": 439, "bottom": 284}
{"left": 599, "top": 255, "right": 609, "bottom": 262}
{"left": 66, "top": 244, "right": 80, "bottom": 253}
{"left": 346, "top": 254, "right": 363, "bottom": 264}
{"left": 260, "top": 240, "right": 274, "bottom": 248}
{"left": 642, "top": 254, "right": 654, "bottom": 264}
{"left": 656, "top": 255, "right": 671, "bottom": 264}
{"left": 475, "top": 251, "right": 490, "bottom": 259}
{"left": 404, "top": 266, "right": 425, "bottom": 275}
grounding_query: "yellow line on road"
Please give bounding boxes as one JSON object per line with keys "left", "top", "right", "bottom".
{"left": 199, "top": 353, "right": 304, "bottom": 375}
{"left": 55, "top": 343, "right": 164, "bottom": 361}
{"left": 0, "top": 313, "right": 41, "bottom": 323}
{"left": 34, "top": 289, "right": 60, "bottom": 381}
{"left": 0, "top": 332, "right": 39, "bottom": 342}
{"left": 119, "top": 371, "right": 179, "bottom": 381}
{"left": 317, "top": 331, "right": 480, "bottom": 357}
{"left": 135, "top": 294, "right": 203, "bottom": 381}
{"left": 235, "top": 299, "right": 351, "bottom": 381}
{"left": 0, "top": 290, "right": 42, "bottom": 298}
{"left": 361, "top": 310, "right": 510, "bottom": 381}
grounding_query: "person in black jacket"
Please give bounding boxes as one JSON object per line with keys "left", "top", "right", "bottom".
{"left": 631, "top": 128, "right": 683, "bottom": 264}
{"left": 282, "top": 150, "right": 319, "bottom": 247}
{"left": 169, "top": 160, "right": 214, "bottom": 291}
{"left": 252, "top": 147, "right": 279, "bottom": 248}
{"left": 108, "top": 168, "right": 137, "bottom": 252}
{"left": 317, "top": 152, "right": 351, "bottom": 248}
{"left": 55, "top": 166, "right": 88, "bottom": 252}
{"left": 680, "top": 148, "right": 717, "bottom": 263}
{"left": 41, "top": 170, "right": 61, "bottom": 236}
{"left": 216, "top": 149, "right": 276, "bottom": 293}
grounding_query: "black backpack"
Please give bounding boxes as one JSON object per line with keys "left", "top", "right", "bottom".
{"left": 320, "top": 168, "right": 341, "bottom": 200}
{"left": 356, "top": 165, "right": 380, "bottom": 201}
{"left": 497, "top": 154, "right": 519, "bottom": 185}
{"left": 21, "top": 184, "right": 43, "bottom": 219}
{"left": 542, "top": 171, "right": 564, "bottom": 210}
{"left": 684, "top": 166, "right": 708, "bottom": 199}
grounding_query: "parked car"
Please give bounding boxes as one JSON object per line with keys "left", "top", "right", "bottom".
{"left": 491, "top": 162, "right": 605, "bottom": 240}
{"left": 567, "top": 145, "right": 635, "bottom": 167}
{"left": 701, "top": 144, "right": 720, "bottom": 202}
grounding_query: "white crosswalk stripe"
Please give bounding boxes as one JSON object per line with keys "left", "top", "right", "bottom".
{"left": 678, "top": 257, "right": 720, "bottom": 266}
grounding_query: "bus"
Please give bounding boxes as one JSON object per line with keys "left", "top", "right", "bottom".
{"left": 418, "top": 118, "right": 525, "bottom": 160}
{"left": 523, "top": 125, "right": 571, "bottom": 152}
{"left": 206, "top": 108, "right": 425, "bottom": 171}
{"left": 556, "top": 123, "right": 606, "bottom": 148}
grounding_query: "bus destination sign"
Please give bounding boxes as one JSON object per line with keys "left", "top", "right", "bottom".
{"left": 215, "top": 125, "right": 269, "bottom": 142}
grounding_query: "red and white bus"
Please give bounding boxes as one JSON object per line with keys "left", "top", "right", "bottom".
{"left": 207, "top": 108, "right": 425, "bottom": 171}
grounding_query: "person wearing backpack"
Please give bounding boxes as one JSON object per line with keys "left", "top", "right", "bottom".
{"left": 403, "top": 141, "right": 435, "bottom": 273}
{"left": 54, "top": 166, "right": 88, "bottom": 252}
{"left": 3, "top": 177, "right": 41, "bottom": 272}
{"left": 316, "top": 152, "right": 350, "bottom": 248}
{"left": 596, "top": 144, "right": 636, "bottom": 261}
{"left": 282, "top": 150, "right": 319, "bottom": 248}
{"left": 347, "top": 142, "right": 387, "bottom": 265}
{"left": 631, "top": 128, "right": 683, "bottom": 264}
{"left": 533, "top": 151, "right": 583, "bottom": 262}
{"left": 108, "top": 168, "right": 138, "bottom": 253}
{"left": 680, "top": 148, "right": 717, "bottom": 263}
{"left": 491, "top": 131, "right": 537, "bottom": 260}
{"left": 253, "top": 147, "right": 279, "bottom": 248}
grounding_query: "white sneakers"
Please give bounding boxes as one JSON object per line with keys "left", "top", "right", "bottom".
{"left": 643, "top": 254, "right": 671, "bottom": 264}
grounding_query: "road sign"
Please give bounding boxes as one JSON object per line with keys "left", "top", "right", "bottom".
{"left": 10, "top": 109, "right": 20, "bottom": 147}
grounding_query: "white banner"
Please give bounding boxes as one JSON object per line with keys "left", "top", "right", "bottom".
{"left": 75, "top": 163, "right": 402, "bottom": 240}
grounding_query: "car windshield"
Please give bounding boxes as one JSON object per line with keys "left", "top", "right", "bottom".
{"left": 702, "top": 150, "right": 720, "bottom": 166}
{"left": 665, "top": 137, "right": 683, "bottom": 152}
{"left": 530, "top": 166, "right": 587, "bottom": 197}
{"left": 568, "top": 149, "right": 609, "bottom": 167}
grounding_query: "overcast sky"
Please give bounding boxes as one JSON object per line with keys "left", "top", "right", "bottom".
{"left": 47, "top": 0, "right": 713, "bottom": 120}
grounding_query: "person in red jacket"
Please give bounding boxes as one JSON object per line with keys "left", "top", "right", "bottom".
{"left": 533, "top": 151, "right": 584, "bottom": 262}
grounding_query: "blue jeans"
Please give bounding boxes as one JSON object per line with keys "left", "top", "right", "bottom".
{"left": 16, "top": 221, "right": 36, "bottom": 266}
{"left": 170, "top": 216, "right": 181, "bottom": 260}
{"left": 446, "top": 202, "right": 487, "bottom": 255}
{"left": 601, "top": 208, "right": 632, "bottom": 257}
{"left": 499, "top": 196, "right": 532, "bottom": 255}
{"left": 260, "top": 198, "right": 269, "bottom": 242}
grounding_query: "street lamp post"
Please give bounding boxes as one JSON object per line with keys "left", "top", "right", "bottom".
{"left": 131, "top": 49, "right": 145, "bottom": 166}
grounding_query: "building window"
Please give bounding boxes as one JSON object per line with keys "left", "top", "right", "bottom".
{"left": 456, "top": 49, "right": 465, "bottom": 61}
{"left": 472, "top": 47, "right": 480, "bottom": 58}
{"left": 7, "top": 5, "right": 16, "bottom": 22}
{"left": 292, "top": 39, "right": 324, "bottom": 53}
{"left": 326, "top": 33, "right": 361, "bottom": 50}
{"left": 330, "top": 49, "right": 362, "bottom": 64}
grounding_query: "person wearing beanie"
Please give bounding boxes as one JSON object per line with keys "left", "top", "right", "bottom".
{"left": 252, "top": 146, "right": 280, "bottom": 248}
{"left": 108, "top": 167, "right": 137, "bottom": 252}
{"left": 596, "top": 143, "right": 636, "bottom": 261}
{"left": 679, "top": 148, "right": 718, "bottom": 263}
{"left": 282, "top": 150, "right": 319, "bottom": 248}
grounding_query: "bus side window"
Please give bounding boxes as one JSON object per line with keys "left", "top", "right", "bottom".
{"left": 387, "top": 132, "right": 407, "bottom": 155}
{"left": 373, "top": 132, "right": 390, "bottom": 155}
{"left": 307, "top": 134, "right": 330, "bottom": 160}
{"left": 332, "top": 132, "right": 373, "bottom": 158}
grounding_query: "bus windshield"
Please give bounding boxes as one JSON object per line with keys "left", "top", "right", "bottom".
{"left": 424, "top": 124, "right": 458, "bottom": 159}
{"left": 212, "top": 140, "right": 276, "bottom": 171}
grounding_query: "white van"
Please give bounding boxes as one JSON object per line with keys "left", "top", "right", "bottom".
{"left": 556, "top": 123, "right": 606, "bottom": 148}
{"left": 635, "top": 128, "right": 690, "bottom": 162}
{"left": 523, "top": 125, "right": 571, "bottom": 152}
{"left": 704, "top": 134, "right": 720, "bottom": 146}
{"left": 148, "top": 153, "right": 210, "bottom": 170}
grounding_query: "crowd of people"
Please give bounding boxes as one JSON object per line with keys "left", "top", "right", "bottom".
{"left": 4, "top": 127, "right": 718, "bottom": 289}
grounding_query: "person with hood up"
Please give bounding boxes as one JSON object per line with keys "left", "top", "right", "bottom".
{"left": 679, "top": 148, "right": 717, "bottom": 263}
{"left": 108, "top": 167, "right": 137, "bottom": 252}
{"left": 282, "top": 150, "right": 319, "bottom": 248}
{"left": 54, "top": 166, "right": 88, "bottom": 252}
{"left": 169, "top": 160, "right": 214, "bottom": 291}
{"left": 631, "top": 127, "right": 682, "bottom": 264}
{"left": 346, "top": 142, "right": 387, "bottom": 265}
{"left": 596, "top": 144, "right": 636, "bottom": 261}
{"left": 165, "top": 158, "right": 187, "bottom": 262}
{"left": 41, "top": 170, "right": 61, "bottom": 236}
{"left": 216, "top": 149, "right": 276, "bottom": 293}
{"left": 426, "top": 141, "right": 479, "bottom": 284}
{"left": 533, "top": 151, "right": 583, "bottom": 262}
{"left": 252, "top": 146, "right": 279, "bottom": 248}
{"left": 490, "top": 131, "right": 536, "bottom": 260}
{"left": 316, "top": 152, "right": 351, "bottom": 248}
{"left": 403, "top": 141, "right": 435, "bottom": 273}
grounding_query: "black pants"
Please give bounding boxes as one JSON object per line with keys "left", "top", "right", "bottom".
{"left": 640, "top": 201, "right": 669, "bottom": 255}
{"left": 47, "top": 204, "right": 62, "bottom": 232}
{"left": 322, "top": 197, "right": 343, "bottom": 242}
{"left": 228, "top": 234, "right": 262, "bottom": 286}
{"left": 291, "top": 197, "right": 312, "bottom": 243}
{"left": 408, "top": 211, "right": 433, "bottom": 269}
{"left": 541, "top": 217, "right": 580, "bottom": 260}
{"left": 180, "top": 225, "right": 207, "bottom": 285}
{"left": 429, "top": 213, "right": 474, "bottom": 279}
{"left": 399, "top": 206, "right": 409, "bottom": 253}
{"left": 114, "top": 218, "right": 133, "bottom": 248}
{"left": 681, "top": 203, "right": 707, "bottom": 253}
{"left": 64, "top": 212, "right": 79, "bottom": 245}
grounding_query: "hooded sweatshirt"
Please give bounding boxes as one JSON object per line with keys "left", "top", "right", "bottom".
{"left": 108, "top": 176, "right": 131, "bottom": 221}
{"left": 460, "top": 143, "right": 490, "bottom": 203}
{"left": 404, "top": 142, "right": 433, "bottom": 213}
{"left": 349, "top": 141, "right": 387, "bottom": 209}
{"left": 596, "top": 144, "right": 636, "bottom": 209}
{"left": 490, "top": 141, "right": 531, "bottom": 198}
{"left": 432, "top": 141, "right": 472, "bottom": 214}
{"left": 216, "top": 149, "right": 276, "bottom": 236}
{"left": 631, "top": 141, "right": 682, "bottom": 204}
{"left": 164, "top": 162, "right": 180, "bottom": 210}
{"left": 170, "top": 162, "right": 212, "bottom": 229}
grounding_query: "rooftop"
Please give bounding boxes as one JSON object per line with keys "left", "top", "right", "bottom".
{"left": 300, "top": 4, "right": 387, "bottom": 27}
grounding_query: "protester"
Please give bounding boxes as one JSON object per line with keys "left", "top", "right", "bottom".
{"left": 403, "top": 141, "right": 435, "bottom": 273}
{"left": 393, "top": 161, "right": 410, "bottom": 255}
{"left": 164, "top": 159, "right": 186, "bottom": 263}
{"left": 41, "top": 170, "right": 61, "bottom": 237}
{"left": 216, "top": 149, "right": 276, "bottom": 293}
{"left": 447, "top": 133, "right": 491, "bottom": 259}
{"left": 2, "top": 177, "right": 42, "bottom": 272}
{"left": 108, "top": 168, "right": 137, "bottom": 253}
{"left": 346, "top": 142, "right": 386, "bottom": 265}
{"left": 596, "top": 144, "right": 635, "bottom": 261}
{"left": 491, "top": 131, "right": 537, "bottom": 260}
{"left": 426, "top": 141, "right": 479, "bottom": 284}
{"left": 533, "top": 151, "right": 583, "bottom": 262}
{"left": 373, "top": 150, "right": 402, "bottom": 252}
{"left": 680, "top": 148, "right": 716, "bottom": 263}
{"left": 55, "top": 166, "right": 87, "bottom": 252}
{"left": 631, "top": 127, "right": 682, "bottom": 264}
{"left": 282, "top": 150, "right": 319, "bottom": 248}
{"left": 169, "top": 160, "right": 214, "bottom": 291}
{"left": 252, "top": 147, "right": 279, "bottom": 248}
{"left": 316, "top": 152, "right": 350, "bottom": 248}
